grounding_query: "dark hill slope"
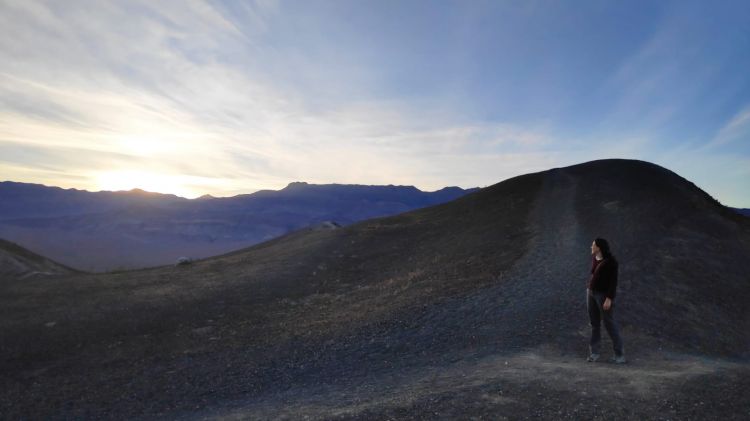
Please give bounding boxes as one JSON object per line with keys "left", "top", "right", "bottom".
{"left": 0, "top": 238, "right": 76, "bottom": 281}
{"left": 1, "top": 159, "right": 748, "bottom": 419}
{"left": 567, "top": 159, "right": 750, "bottom": 356}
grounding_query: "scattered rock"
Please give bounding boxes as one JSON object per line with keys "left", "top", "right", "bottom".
{"left": 192, "top": 326, "right": 214, "bottom": 335}
{"left": 312, "top": 221, "right": 342, "bottom": 230}
{"left": 175, "top": 257, "right": 193, "bottom": 266}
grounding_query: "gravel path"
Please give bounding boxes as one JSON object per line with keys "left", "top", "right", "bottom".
{"left": 191, "top": 346, "right": 750, "bottom": 420}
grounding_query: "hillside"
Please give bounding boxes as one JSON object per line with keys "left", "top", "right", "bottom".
{"left": 0, "top": 238, "right": 76, "bottom": 281}
{"left": 1, "top": 159, "right": 748, "bottom": 419}
{"left": 0, "top": 182, "right": 477, "bottom": 271}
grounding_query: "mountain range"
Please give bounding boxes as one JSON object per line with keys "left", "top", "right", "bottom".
{"left": 0, "top": 181, "right": 478, "bottom": 271}
{"left": 2, "top": 158, "right": 748, "bottom": 419}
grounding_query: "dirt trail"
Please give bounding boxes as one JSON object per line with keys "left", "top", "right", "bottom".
{"left": 434, "top": 167, "right": 588, "bottom": 353}
{"left": 193, "top": 346, "right": 748, "bottom": 420}
{"left": 494, "top": 167, "right": 587, "bottom": 337}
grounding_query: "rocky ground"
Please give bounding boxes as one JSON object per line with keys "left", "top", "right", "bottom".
{"left": 196, "top": 346, "right": 750, "bottom": 420}
{"left": 2, "top": 159, "right": 748, "bottom": 419}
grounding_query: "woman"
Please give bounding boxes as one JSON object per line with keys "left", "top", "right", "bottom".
{"left": 586, "top": 237, "right": 625, "bottom": 363}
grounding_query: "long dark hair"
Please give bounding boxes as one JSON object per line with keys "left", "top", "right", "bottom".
{"left": 594, "top": 237, "right": 616, "bottom": 261}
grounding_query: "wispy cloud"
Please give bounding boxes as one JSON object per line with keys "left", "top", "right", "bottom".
{"left": 596, "top": 1, "right": 748, "bottom": 143}
{"left": 0, "top": 0, "right": 572, "bottom": 197}
{"left": 0, "top": 1, "right": 748, "bottom": 205}
{"left": 705, "top": 104, "right": 750, "bottom": 148}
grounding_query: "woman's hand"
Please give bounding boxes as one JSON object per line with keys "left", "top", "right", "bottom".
{"left": 603, "top": 297, "right": 612, "bottom": 311}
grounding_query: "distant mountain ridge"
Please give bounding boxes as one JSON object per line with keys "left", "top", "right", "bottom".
{"left": 0, "top": 181, "right": 479, "bottom": 271}
{"left": 0, "top": 182, "right": 187, "bottom": 220}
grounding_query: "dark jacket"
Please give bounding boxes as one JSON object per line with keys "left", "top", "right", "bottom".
{"left": 588, "top": 256, "right": 619, "bottom": 300}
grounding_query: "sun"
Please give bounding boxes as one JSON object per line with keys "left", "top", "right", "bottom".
{"left": 95, "top": 170, "right": 198, "bottom": 198}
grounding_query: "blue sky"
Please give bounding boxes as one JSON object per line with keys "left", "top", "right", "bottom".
{"left": 0, "top": 0, "right": 748, "bottom": 206}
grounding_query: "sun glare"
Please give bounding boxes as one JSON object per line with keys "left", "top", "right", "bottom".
{"left": 95, "top": 170, "right": 199, "bottom": 198}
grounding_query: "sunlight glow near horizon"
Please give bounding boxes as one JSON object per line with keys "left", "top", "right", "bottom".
{"left": 95, "top": 170, "right": 203, "bottom": 198}
{"left": 0, "top": 1, "right": 749, "bottom": 206}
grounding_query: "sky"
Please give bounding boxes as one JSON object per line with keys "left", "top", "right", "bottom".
{"left": 0, "top": 0, "right": 748, "bottom": 206}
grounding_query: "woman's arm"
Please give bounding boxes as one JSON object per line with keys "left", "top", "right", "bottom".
{"left": 605, "top": 260, "right": 618, "bottom": 300}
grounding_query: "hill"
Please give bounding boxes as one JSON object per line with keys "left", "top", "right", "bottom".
{"left": 1, "top": 159, "right": 748, "bottom": 419}
{"left": 0, "top": 238, "right": 76, "bottom": 281}
{"left": 0, "top": 181, "right": 477, "bottom": 271}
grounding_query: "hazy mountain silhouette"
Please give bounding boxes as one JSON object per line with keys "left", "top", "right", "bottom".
{"left": 1, "top": 159, "right": 748, "bottom": 419}
{"left": 0, "top": 181, "right": 478, "bottom": 271}
{"left": 0, "top": 182, "right": 187, "bottom": 219}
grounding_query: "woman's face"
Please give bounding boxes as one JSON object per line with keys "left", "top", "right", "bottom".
{"left": 591, "top": 241, "right": 600, "bottom": 255}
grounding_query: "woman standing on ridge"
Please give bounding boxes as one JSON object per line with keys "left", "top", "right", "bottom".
{"left": 586, "top": 237, "right": 626, "bottom": 363}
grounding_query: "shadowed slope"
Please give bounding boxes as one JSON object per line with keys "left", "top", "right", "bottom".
{"left": 1, "top": 159, "right": 748, "bottom": 419}
{"left": 0, "top": 238, "right": 77, "bottom": 281}
{"left": 568, "top": 159, "right": 750, "bottom": 356}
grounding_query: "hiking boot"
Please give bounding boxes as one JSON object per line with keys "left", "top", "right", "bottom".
{"left": 586, "top": 353, "right": 600, "bottom": 362}
{"left": 609, "top": 355, "right": 627, "bottom": 364}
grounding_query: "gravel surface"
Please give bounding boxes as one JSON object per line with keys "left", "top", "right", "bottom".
{"left": 2, "top": 159, "right": 749, "bottom": 419}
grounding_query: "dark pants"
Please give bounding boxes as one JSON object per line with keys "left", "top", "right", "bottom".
{"left": 587, "top": 289, "right": 624, "bottom": 356}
